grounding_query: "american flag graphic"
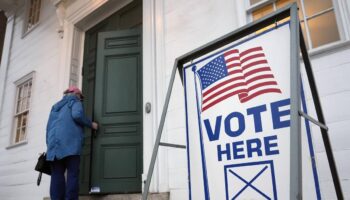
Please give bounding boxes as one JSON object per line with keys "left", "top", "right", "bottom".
{"left": 197, "top": 46, "right": 282, "bottom": 112}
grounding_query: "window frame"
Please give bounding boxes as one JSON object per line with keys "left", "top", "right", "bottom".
{"left": 22, "top": 0, "right": 42, "bottom": 38}
{"left": 245, "top": 0, "right": 350, "bottom": 54}
{"left": 7, "top": 72, "right": 35, "bottom": 148}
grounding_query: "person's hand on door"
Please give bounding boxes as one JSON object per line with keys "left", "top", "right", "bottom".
{"left": 92, "top": 122, "right": 99, "bottom": 130}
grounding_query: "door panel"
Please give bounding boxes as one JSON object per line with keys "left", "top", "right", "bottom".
{"left": 104, "top": 56, "right": 138, "bottom": 113}
{"left": 91, "top": 28, "right": 142, "bottom": 193}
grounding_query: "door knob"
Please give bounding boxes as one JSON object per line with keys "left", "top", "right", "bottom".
{"left": 145, "top": 102, "right": 151, "bottom": 113}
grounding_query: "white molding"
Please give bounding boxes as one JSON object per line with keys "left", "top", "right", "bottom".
{"left": 5, "top": 140, "right": 28, "bottom": 149}
{"left": 142, "top": 0, "right": 166, "bottom": 193}
{"left": 58, "top": 22, "right": 74, "bottom": 96}
{"left": 235, "top": 0, "right": 248, "bottom": 27}
{"left": 0, "top": 12, "right": 16, "bottom": 120}
{"left": 65, "top": 0, "right": 132, "bottom": 31}
{"left": 4, "top": 10, "right": 15, "bottom": 19}
{"left": 142, "top": 0, "right": 168, "bottom": 193}
{"left": 13, "top": 71, "right": 35, "bottom": 86}
{"left": 154, "top": 0, "right": 168, "bottom": 193}
{"left": 54, "top": 1, "right": 66, "bottom": 38}
{"left": 65, "top": 0, "right": 108, "bottom": 24}
{"left": 308, "top": 40, "right": 350, "bottom": 58}
{"left": 335, "top": 0, "right": 350, "bottom": 41}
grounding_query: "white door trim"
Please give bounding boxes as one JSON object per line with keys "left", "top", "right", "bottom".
{"left": 142, "top": 0, "right": 168, "bottom": 193}
{"left": 59, "top": 0, "right": 167, "bottom": 193}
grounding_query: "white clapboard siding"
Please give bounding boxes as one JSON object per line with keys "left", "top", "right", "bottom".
{"left": 300, "top": 47, "right": 350, "bottom": 199}
{"left": 162, "top": 0, "right": 239, "bottom": 199}
{"left": 0, "top": 1, "right": 60, "bottom": 199}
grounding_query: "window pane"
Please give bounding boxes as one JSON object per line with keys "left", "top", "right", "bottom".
{"left": 28, "top": 81, "right": 32, "bottom": 97}
{"left": 26, "top": 82, "right": 32, "bottom": 109}
{"left": 252, "top": 4, "right": 274, "bottom": 20}
{"left": 308, "top": 11, "right": 340, "bottom": 48}
{"left": 14, "top": 116, "right": 21, "bottom": 143}
{"left": 22, "top": 113, "right": 27, "bottom": 127}
{"left": 34, "top": 0, "right": 40, "bottom": 23}
{"left": 21, "top": 97, "right": 27, "bottom": 112}
{"left": 26, "top": 0, "right": 41, "bottom": 32}
{"left": 16, "top": 99, "right": 21, "bottom": 113}
{"left": 304, "top": 0, "right": 333, "bottom": 17}
{"left": 20, "top": 127, "right": 26, "bottom": 141}
{"left": 18, "top": 86, "right": 23, "bottom": 99}
{"left": 250, "top": 0, "right": 263, "bottom": 5}
{"left": 15, "top": 128, "right": 21, "bottom": 143}
{"left": 300, "top": 22, "right": 309, "bottom": 49}
{"left": 16, "top": 116, "right": 22, "bottom": 129}
{"left": 23, "top": 83, "right": 29, "bottom": 95}
{"left": 26, "top": 98, "right": 30, "bottom": 110}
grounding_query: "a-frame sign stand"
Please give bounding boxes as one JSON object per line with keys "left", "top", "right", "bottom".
{"left": 141, "top": 3, "right": 344, "bottom": 200}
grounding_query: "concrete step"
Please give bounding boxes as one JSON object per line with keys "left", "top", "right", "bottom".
{"left": 80, "top": 193, "right": 169, "bottom": 200}
{"left": 44, "top": 193, "right": 169, "bottom": 200}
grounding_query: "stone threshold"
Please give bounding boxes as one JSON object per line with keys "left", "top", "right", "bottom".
{"left": 44, "top": 192, "right": 169, "bottom": 200}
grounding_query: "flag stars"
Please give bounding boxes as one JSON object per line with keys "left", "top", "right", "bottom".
{"left": 197, "top": 55, "right": 229, "bottom": 89}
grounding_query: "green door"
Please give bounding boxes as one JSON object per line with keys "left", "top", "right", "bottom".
{"left": 91, "top": 28, "right": 143, "bottom": 193}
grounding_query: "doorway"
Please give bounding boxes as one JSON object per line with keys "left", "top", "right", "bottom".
{"left": 79, "top": 0, "right": 143, "bottom": 194}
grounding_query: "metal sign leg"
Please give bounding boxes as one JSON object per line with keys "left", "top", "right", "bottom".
{"left": 142, "top": 60, "right": 180, "bottom": 200}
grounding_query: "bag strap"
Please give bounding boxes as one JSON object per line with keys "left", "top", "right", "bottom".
{"left": 37, "top": 172, "right": 42, "bottom": 186}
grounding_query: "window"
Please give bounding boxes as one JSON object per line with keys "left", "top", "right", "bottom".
{"left": 24, "top": 0, "right": 41, "bottom": 34}
{"left": 248, "top": 0, "right": 341, "bottom": 49}
{"left": 12, "top": 75, "right": 33, "bottom": 144}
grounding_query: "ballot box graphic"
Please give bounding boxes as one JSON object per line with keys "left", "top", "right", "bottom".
{"left": 224, "top": 161, "right": 277, "bottom": 200}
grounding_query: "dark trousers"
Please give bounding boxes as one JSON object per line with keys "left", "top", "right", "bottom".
{"left": 50, "top": 155, "right": 80, "bottom": 200}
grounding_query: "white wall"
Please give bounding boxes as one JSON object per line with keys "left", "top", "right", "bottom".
{"left": 0, "top": 1, "right": 61, "bottom": 199}
{"left": 302, "top": 46, "right": 350, "bottom": 199}
{"left": 161, "top": 0, "right": 239, "bottom": 199}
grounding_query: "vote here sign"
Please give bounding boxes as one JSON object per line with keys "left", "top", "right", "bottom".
{"left": 183, "top": 23, "right": 320, "bottom": 200}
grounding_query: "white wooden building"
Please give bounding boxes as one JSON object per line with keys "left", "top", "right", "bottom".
{"left": 0, "top": 0, "right": 349, "bottom": 199}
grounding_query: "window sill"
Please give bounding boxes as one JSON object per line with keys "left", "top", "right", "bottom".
{"left": 6, "top": 140, "right": 28, "bottom": 149}
{"left": 21, "top": 22, "right": 40, "bottom": 39}
{"left": 307, "top": 40, "right": 350, "bottom": 58}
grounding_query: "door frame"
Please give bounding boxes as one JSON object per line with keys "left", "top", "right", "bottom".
{"left": 57, "top": 0, "right": 168, "bottom": 193}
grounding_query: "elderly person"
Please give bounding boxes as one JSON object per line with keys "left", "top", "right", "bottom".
{"left": 46, "top": 86, "right": 98, "bottom": 200}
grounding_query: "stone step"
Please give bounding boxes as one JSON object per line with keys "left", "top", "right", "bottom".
{"left": 80, "top": 193, "right": 169, "bottom": 200}
{"left": 44, "top": 193, "right": 169, "bottom": 200}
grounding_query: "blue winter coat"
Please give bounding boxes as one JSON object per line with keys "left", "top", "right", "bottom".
{"left": 46, "top": 94, "right": 92, "bottom": 161}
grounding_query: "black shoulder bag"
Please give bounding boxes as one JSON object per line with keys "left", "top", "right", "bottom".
{"left": 35, "top": 152, "right": 51, "bottom": 186}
